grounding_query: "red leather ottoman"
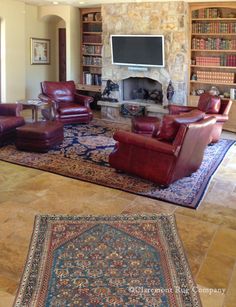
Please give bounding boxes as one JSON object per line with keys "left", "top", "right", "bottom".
{"left": 131, "top": 116, "right": 160, "bottom": 135}
{"left": 16, "top": 121, "right": 64, "bottom": 152}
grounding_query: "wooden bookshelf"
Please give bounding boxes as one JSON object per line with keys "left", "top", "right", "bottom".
{"left": 79, "top": 7, "right": 102, "bottom": 92}
{"left": 189, "top": 5, "right": 236, "bottom": 94}
{"left": 189, "top": 3, "right": 236, "bottom": 132}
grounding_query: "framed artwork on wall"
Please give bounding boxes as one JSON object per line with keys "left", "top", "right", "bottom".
{"left": 31, "top": 38, "right": 50, "bottom": 65}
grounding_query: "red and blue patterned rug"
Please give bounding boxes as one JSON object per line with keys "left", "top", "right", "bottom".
{"left": 14, "top": 214, "right": 202, "bottom": 306}
{"left": 0, "top": 119, "right": 234, "bottom": 209}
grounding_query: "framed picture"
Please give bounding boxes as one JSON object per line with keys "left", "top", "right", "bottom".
{"left": 31, "top": 38, "right": 50, "bottom": 65}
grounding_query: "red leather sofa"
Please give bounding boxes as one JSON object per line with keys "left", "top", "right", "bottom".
{"left": 109, "top": 113, "right": 216, "bottom": 187}
{"left": 38, "top": 81, "right": 93, "bottom": 124}
{"left": 0, "top": 103, "right": 25, "bottom": 146}
{"left": 168, "top": 93, "right": 232, "bottom": 143}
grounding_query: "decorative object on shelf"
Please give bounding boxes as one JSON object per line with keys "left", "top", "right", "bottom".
{"left": 230, "top": 88, "right": 236, "bottom": 100}
{"left": 101, "top": 80, "right": 119, "bottom": 102}
{"left": 191, "top": 73, "right": 197, "bottom": 81}
{"left": 167, "top": 81, "right": 174, "bottom": 102}
{"left": 30, "top": 38, "right": 50, "bottom": 65}
{"left": 196, "top": 89, "right": 205, "bottom": 96}
{"left": 209, "top": 86, "right": 220, "bottom": 96}
{"left": 120, "top": 103, "right": 145, "bottom": 117}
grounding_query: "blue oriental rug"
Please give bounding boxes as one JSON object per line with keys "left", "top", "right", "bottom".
{"left": 13, "top": 214, "right": 202, "bottom": 306}
{"left": 0, "top": 119, "right": 234, "bottom": 209}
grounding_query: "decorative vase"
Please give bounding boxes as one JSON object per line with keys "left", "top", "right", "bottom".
{"left": 167, "top": 81, "right": 174, "bottom": 102}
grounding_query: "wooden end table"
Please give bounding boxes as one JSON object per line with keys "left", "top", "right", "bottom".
{"left": 17, "top": 99, "right": 52, "bottom": 122}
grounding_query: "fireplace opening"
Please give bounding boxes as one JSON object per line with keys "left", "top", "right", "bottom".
{"left": 122, "top": 77, "right": 163, "bottom": 104}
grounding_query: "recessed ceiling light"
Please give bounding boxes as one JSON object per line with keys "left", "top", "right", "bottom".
{"left": 52, "top": 1, "right": 58, "bottom": 4}
{"left": 79, "top": 1, "right": 85, "bottom": 3}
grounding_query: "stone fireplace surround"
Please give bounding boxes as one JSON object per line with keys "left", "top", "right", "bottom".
{"left": 101, "top": 1, "right": 189, "bottom": 110}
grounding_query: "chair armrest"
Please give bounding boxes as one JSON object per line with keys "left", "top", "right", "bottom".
{"left": 168, "top": 104, "right": 197, "bottom": 115}
{"left": 75, "top": 93, "right": 94, "bottom": 108}
{"left": 0, "top": 103, "right": 23, "bottom": 116}
{"left": 204, "top": 113, "right": 228, "bottom": 122}
{"left": 38, "top": 94, "right": 58, "bottom": 111}
{"left": 38, "top": 93, "right": 52, "bottom": 103}
{"left": 113, "top": 131, "right": 177, "bottom": 155}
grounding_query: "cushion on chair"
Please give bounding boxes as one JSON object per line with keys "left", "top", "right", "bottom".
{"left": 157, "top": 109, "right": 205, "bottom": 141}
{"left": 0, "top": 116, "right": 25, "bottom": 133}
{"left": 198, "top": 93, "right": 221, "bottom": 114}
{"left": 41, "top": 81, "right": 76, "bottom": 103}
{"left": 131, "top": 116, "right": 160, "bottom": 135}
{"left": 58, "top": 103, "right": 89, "bottom": 115}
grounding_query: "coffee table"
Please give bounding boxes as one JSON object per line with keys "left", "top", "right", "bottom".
{"left": 17, "top": 99, "right": 52, "bottom": 122}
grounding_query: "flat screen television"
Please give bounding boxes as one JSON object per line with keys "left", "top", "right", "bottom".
{"left": 111, "top": 35, "right": 165, "bottom": 68}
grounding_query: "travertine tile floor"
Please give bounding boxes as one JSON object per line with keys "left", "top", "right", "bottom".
{"left": 0, "top": 113, "right": 236, "bottom": 307}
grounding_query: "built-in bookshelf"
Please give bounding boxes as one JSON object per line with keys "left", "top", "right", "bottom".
{"left": 189, "top": 4, "right": 236, "bottom": 101}
{"left": 78, "top": 7, "right": 102, "bottom": 93}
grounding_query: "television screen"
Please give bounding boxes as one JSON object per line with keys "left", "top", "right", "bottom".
{"left": 111, "top": 35, "right": 165, "bottom": 68}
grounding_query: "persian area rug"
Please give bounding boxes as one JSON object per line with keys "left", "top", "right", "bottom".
{"left": 14, "top": 214, "right": 202, "bottom": 307}
{"left": 0, "top": 119, "right": 234, "bottom": 209}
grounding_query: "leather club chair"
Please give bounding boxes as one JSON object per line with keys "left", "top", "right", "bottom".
{"left": 0, "top": 103, "right": 25, "bottom": 146}
{"left": 168, "top": 92, "right": 232, "bottom": 143}
{"left": 109, "top": 112, "right": 216, "bottom": 187}
{"left": 38, "top": 80, "right": 94, "bottom": 124}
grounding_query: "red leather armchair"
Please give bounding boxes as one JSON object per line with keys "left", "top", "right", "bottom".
{"left": 38, "top": 81, "right": 93, "bottom": 124}
{"left": 109, "top": 116, "right": 216, "bottom": 187}
{"left": 168, "top": 93, "right": 232, "bottom": 143}
{"left": 0, "top": 103, "right": 25, "bottom": 146}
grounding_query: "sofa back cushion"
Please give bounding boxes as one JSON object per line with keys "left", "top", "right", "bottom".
{"left": 41, "top": 81, "right": 76, "bottom": 103}
{"left": 198, "top": 93, "right": 221, "bottom": 114}
{"left": 157, "top": 109, "right": 205, "bottom": 141}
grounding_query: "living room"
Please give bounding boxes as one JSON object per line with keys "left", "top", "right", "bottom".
{"left": 0, "top": 0, "right": 236, "bottom": 306}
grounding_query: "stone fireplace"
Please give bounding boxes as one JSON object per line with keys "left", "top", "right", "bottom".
{"left": 101, "top": 1, "right": 189, "bottom": 108}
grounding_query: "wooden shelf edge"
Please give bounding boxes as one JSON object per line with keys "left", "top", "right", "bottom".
{"left": 76, "top": 84, "right": 102, "bottom": 92}
{"left": 192, "top": 18, "right": 236, "bottom": 21}
{"left": 191, "top": 65, "right": 236, "bottom": 69}
{"left": 190, "top": 80, "right": 236, "bottom": 86}
{"left": 192, "top": 33, "right": 236, "bottom": 35}
{"left": 191, "top": 49, "right": 236, "bottom": 52}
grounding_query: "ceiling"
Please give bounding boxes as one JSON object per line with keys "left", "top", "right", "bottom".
{"left": 16, "top": 0, "right": 232, "bottom": 7}
{"left": 15, "top": 0, "right": 137, "bottom": 7}
{"left": 16, "top": 0, "right": 107, "bottom": 7}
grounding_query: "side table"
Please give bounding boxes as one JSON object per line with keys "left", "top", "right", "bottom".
{"left": 17, "top": 99, "right": 52, "bottom": 122}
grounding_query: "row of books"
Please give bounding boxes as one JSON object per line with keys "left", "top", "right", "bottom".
{"left": 192, "top": 8, "right": 221, "bottom": 19}
{"left": 194, "top": 55, "right": 236, "bottom": 67}
{"left": 196, "top": 71, "right": 235, "bottom": 83}
{"left": 83, "top": 24, "right": 102, "bottom": 33}
{"left": 192, "top": 22, "right": 236, "bottom": 33}
{"left": 83, "top": 35, "right": 102, "bottom": 44}
{"left": 192, "top": 38, "right": 236, "bottom": 50}
{"left": 82, "top": 45, "right": 102, "bottom": 55}
{"left": 82, "top": 56, "right": 102, "bottom": 66}
{"left": 83, "top": 72, "right": 102, "bottom": 86}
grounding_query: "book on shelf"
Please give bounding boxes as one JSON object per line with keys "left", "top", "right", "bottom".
{"left": 82, "top": 45, "right": 102, "bottom": 55}
{"left": 83, "top": 35, "right": 102, "bottom": 44}
{"left": 192, "top": 8, "right": 221, "bottom": 19}
{"left": 196, "top": 70, "right": 235, "bottom": 83}
{"left": 83, "top": 72, "right": 102, "bottom": 86}
{"left": 192, "top": 37, "right": 236, "bottom": 50}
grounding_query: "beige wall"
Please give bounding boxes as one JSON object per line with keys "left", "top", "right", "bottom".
{"left": 25, "top": 5, "right": 58, "bottom": 99}
{"left": 39, "top": 5, "right": 80, "bottom": 83}
{"left": 0, "top": 0, "right": 25, "bottom": 102}
{"left": 0, "top": 2, "right": 80, "bottom": 101}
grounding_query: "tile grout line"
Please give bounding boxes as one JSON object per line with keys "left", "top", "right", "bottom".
{"left": 222, "top": 260, "right": 236, "bottom": 307}
{"left": 195, "top": 223, "right": 220, "bottom": 282}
